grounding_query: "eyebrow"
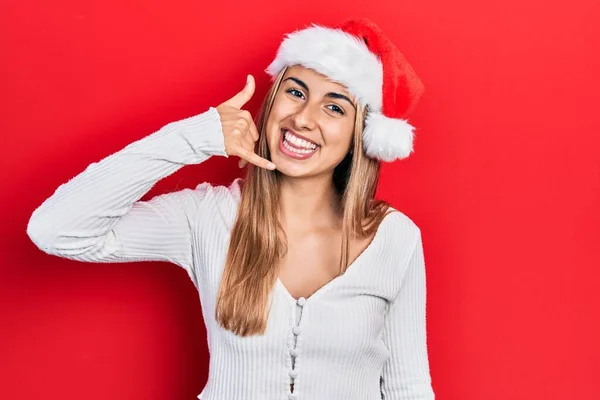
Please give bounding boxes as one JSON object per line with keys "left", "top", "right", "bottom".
{"left": 284, "top": 77, "right": 356, "bottom": 109}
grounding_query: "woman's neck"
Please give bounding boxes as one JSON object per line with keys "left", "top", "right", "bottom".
{"left": 278, "top": 174, "right": 342, "bottom": 229}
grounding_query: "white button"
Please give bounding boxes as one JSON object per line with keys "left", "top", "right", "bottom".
{"left": 290, "top": 348, "right": 299, "bottom": 357}
{"left": 297, "top": 297, "right": 306, "bottom": 306}
{"left": 292, "top": 326, "right": 301, "bottom": 335}
{"left": 289, "top": 369, "right": 299, "bottom": 379}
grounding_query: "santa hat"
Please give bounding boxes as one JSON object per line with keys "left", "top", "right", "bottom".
{"left": 265, "top": 18, "right": 425, "bottom": 162}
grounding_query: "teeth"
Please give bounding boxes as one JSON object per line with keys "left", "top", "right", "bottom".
{"left": 284, "top": 130, "right": 317, "bottom": 150}
{"left": 283, "top": 138, "right": 315, "bottom": 154}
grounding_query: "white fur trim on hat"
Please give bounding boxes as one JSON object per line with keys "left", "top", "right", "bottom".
{"left": 266, "top": 24, "right": 384, "bottom": 112}
{"left": 363, "top": 112, "right": 415, "bottom": 161}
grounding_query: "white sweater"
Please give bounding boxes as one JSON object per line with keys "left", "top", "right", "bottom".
{"left": 27, "top": 107, "right": 435, "bottom": 400}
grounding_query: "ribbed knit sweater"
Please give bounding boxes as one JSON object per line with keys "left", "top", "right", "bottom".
{"left": 26, "top": 107, "right": 435, "bottom": 400}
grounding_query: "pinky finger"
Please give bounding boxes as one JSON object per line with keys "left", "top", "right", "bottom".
{"left": 239, "top": 148, "right": 276, "bottom": 170}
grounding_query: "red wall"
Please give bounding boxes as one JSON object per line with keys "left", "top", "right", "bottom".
{"left": 1, "top": 1, "right": 599, "bottom": 399}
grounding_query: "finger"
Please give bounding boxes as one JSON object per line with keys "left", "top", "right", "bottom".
{"left": 248, "top": 117, "right": 259, "bottom": 142}
{"left": 223, "top": 75, "right": 255, "bottom": 110}
{"left": 240, "top": 133, "right": 256, "bottom": 153}
{"left": 240, "top": 110, "right": 259, "bottom": 142}
{"left": 238, "top": 159, "right": 248, "bottom": 168}
{"left": 238, "top": 147, "right": 276, "bottom": 170}
{"left": 230, "top": 137, "right": 255, "bottom": 161}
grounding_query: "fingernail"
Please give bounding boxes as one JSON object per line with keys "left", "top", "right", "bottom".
{"left": 268, "top": 162, "right": 276, "bottom": 170}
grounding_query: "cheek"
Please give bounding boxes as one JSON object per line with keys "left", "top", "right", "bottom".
{"left": 270, "top": 95, "right": 296, "bottom": 121}
{"left": 323, "top": 120, "right": 355, "bottom": 149}
{"left": 266, "top": 96, "right": 290, "bottom": 133}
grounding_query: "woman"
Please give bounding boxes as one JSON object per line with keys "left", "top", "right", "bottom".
{"left": 27, "top": 18, "right": 434, "bottom": 400}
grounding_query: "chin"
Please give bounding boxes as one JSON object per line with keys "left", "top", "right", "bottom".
{"left": 276, "top": 162, "right": 314, "bottom": 178}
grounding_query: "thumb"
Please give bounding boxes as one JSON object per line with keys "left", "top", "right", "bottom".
{"left": 224, "top": 74, "right": 255, "bottom": 109}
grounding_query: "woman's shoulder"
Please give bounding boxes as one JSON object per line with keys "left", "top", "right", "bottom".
{"left": 382, "top": 206, "right": 421, "bottom": 237}
{"left": 189, "top": 177, "right": 243, "bottom": 227}
{"left": 378, "top": 206, "right": 423, "bottom": 255}
{"left": 193, "top": 177, "right": 243, "bottom": 204}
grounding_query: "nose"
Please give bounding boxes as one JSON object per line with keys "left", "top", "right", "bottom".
{"left": 291, "top": 102, "right": 317, "bottom": 131}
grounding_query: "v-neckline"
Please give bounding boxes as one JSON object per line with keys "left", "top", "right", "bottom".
{"left": 276, "top": 210, "right": 395, "bottom": 306}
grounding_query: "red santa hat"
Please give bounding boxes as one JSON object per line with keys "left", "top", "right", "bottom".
{"left": 266, "top": 18, "right": 425, "bottom": 162}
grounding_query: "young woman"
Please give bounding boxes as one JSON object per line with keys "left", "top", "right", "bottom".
{"left": 27, "top": 18, "right": 434, "bottom": 400}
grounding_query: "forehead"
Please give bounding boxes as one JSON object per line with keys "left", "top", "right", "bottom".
{"left": 283, "top": 65, "right": 353, "bottom": 98}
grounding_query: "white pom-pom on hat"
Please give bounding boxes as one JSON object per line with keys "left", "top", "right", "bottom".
{"left": 363, "top": 112, "right": 416, "bottom": 162}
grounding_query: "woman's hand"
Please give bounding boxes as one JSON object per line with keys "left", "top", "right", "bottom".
{"left": 216, "top": 75, "right": 276, "bottom": 170}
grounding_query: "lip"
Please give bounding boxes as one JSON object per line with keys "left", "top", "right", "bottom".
{"left": 278, "top": 129, "right": 320, "bottom": 160}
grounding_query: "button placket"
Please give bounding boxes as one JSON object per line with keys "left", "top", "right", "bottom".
{"left": 287, "top": 296, "right": 306, "bottom": 397}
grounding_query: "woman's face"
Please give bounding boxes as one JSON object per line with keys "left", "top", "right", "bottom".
{"left": 266, "top": 65, "right": 357, "bottom": 178}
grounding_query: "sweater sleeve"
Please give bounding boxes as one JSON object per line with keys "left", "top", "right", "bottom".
{"left": 380, "top": 231, "right": 435, "bottom": 400}
{"left": 26, "top": 107, "right": 228, "bottom": 275}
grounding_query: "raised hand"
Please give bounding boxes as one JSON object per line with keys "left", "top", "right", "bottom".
{"left": 216, "top": 75, "right": 276, "bottom": 170}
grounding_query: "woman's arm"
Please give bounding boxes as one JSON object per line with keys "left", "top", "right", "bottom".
{"left": 380, "top": 231, "right": 435, "bottom": 399}
{"left": 26, "top": 107, "right": 227, "bottom": 275}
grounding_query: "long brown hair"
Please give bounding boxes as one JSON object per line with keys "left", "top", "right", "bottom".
{"left": 215, "top": 67, "right": 392, "bottom": 336}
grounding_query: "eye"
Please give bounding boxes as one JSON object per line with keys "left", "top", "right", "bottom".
{"left": 285, "top": 88, "right": 305, "bottom": 99}
{"left": 327, "top": 104, "right": 345, "bottom": 115}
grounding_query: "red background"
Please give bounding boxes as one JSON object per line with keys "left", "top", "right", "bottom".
{"left": 1, "top": 1, "right": 599, "bottom": 399}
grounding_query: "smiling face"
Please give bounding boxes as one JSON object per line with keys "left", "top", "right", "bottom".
{"left": 265, "top": 65, "right": 358, "bottom": 178}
